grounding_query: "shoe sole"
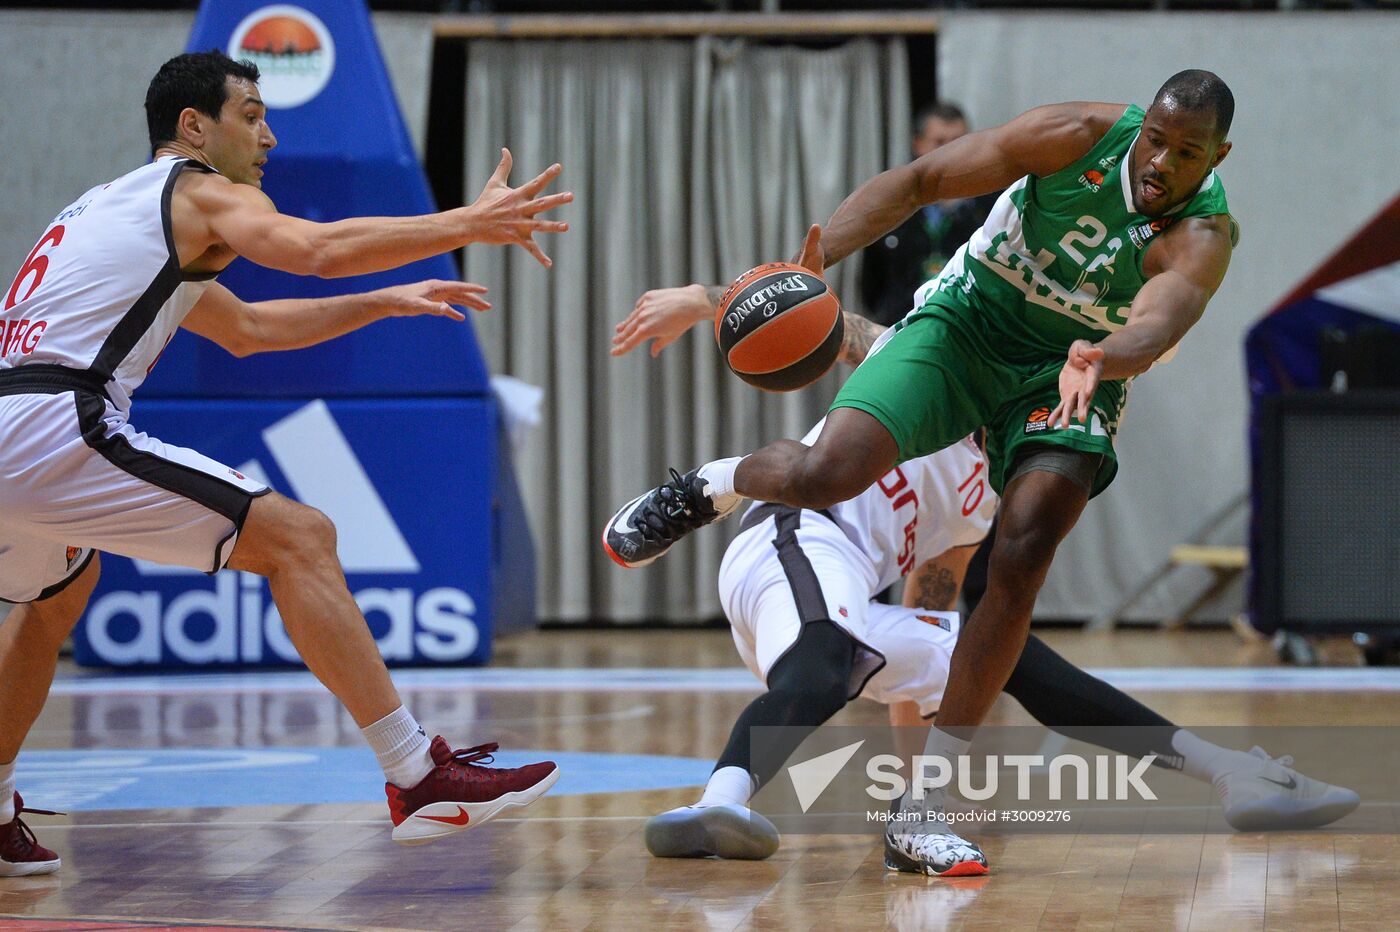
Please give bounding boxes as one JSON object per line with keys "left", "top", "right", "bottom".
{"left": 0, "top": 856, "right": 61, "bottom": 877}
{"left": 391, "top": 766, "right": 561, "bottom": 846}
{"left": 645, "top": 807, "right": 780, "bottom": 860}
{"left": 1225, "top": 789, "right": 1361, "bottom": 832}
{"left": 601, "top": 530, "right": 658, "bottom": 569}
{"left": 884, "top": 844, "right": 989, "bottom": 877}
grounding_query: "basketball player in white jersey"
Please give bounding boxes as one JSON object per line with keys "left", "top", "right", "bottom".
{"left": 0, "top": 51, "right": 572, "bottom": 876}
{"left": 617, "top": 286, "right": 1359, "bottom": 875}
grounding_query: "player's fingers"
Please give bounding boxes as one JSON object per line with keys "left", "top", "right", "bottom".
{"left": 525, "top": 191, "right": 574, "bottom": 216}
{"left": 488, "top": 148, "right": 512, "bottom": 186}
{"left": 530, "top": 219, "right": 570, "bottom": 234}
{"left": 797, "top": 224, "right": 823, "bottom": 272}
{"left": 1083, "top": 345, "right": 1106, "bottom": 362}
{"left": 519, "top": 162, "right": 563, "bottom": 198}
{"left": 611, "top": 328, "right": 646, "bottom": 356}
{"left": 428, "top": 281, "right": 488, "bottom": 300}
{"left": 650, "top": 334, "right": 678, "bottom": 358}
{"left": 520, "top": 236, "right": 553, "bottom": 268}
{"left": 1050, "top": 399, "right": 1067, "bottom": 429}
{"left": 440, "top": 302, "right": 469, "bottom": 320}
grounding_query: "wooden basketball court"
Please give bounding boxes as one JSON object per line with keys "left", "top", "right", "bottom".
{"left": 2, "top": 629, "right": 1397, "bottom": 931}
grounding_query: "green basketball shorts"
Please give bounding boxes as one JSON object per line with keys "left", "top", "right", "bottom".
{"left": 829, "top": 298, "right": 1128, "bottom": 497}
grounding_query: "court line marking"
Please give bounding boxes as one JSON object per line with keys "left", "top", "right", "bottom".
{"left": 47, "top": 666, "right": 1400, "bottom": 695}
{"left": 41, "top": 816, "right": 650, "bottom": 829}
{"left": 39, "top": 801, "right": 1400, "bottom": 831}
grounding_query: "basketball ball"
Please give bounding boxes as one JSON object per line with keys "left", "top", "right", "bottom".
{"left": 714, "top": 262, "right": 843, "bottom": 392}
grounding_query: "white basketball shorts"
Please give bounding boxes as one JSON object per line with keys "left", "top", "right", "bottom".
{"left": 719, "top": 505, "right": 960, "bottom": 715}
{"left": 0, "top": 386, "right": 269, "bottom": 603}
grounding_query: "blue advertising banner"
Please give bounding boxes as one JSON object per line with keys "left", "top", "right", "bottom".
{"left": 74, "top": 398, "right": 503, "bottom": 668}
{"left": 143, "top": 0, "right": 490, "bottom": 398}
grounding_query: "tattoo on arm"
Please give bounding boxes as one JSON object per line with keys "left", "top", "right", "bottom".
{"left": 705, "top": 284, "right": 726, "bottom": 311}
{"left": 910, "top": 565, "right": 959, "bottom": 612}
{"left": 838, "top": 312, "right": 886, "bottom": 367}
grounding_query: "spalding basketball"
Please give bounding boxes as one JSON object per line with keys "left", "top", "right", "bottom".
{"left": 714, "top": 262, "right": 843, "bottom": 392}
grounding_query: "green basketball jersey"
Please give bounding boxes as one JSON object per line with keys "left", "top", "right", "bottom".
{"left": 919, "top": 105, "right": 1230, "bottom": 359}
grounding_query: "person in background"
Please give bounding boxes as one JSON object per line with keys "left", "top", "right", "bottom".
{"left": 857, "top": 102, "right": 999, "bottom": 327}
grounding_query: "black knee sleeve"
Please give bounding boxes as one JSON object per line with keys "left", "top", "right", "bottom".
{"left": 715, "top": 620, "right": 856, "bottom": 787}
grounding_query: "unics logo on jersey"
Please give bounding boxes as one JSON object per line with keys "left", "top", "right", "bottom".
{"left": 1078, "top": 157, "right": 1117, "bottom": 194}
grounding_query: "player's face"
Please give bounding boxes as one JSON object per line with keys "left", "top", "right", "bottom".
{"left": 1129, "top": 105, "right": 1231, "bottom": 217}
{"left": 203, "top": 78, "right": 277, "bottom": 188}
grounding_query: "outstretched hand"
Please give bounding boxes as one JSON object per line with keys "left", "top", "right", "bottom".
{"left": 791, "top": 224, "right": 826, "bottom": 275}
{"left": 464, "top": 149, "right": 573, "bottom": 267}
{"left": 1050, "top": 339, "right": 1105, "bottom": 429}
{"left": 612, "top": 284, "right": 714, "bottom": 357}
{"left": 374, "top": 279, "right": 491, "bottom": 321}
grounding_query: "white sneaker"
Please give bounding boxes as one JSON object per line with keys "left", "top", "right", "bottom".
{"left": 1215, "top": 746, "right": 1360, "bottom": 832}
{"left": 884, "top": 824, "right": 989, "bottom": 877}
{"left": 644, "top": 803, "right": 780, "bottom": 860}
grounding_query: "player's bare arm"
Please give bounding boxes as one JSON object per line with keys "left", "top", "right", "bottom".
{"left": 172, "top": 149, "right": 571, "bottom": 278}
{"left": 180, "top": 280, "right": 488, "bottom": 358}
{"left": 903, "top": 544, "right": 980, "bottom": 613}
{"left": 811, "top": 103, "right": 1127, "bottom": 269}
{"left": 611, "top": 278, "right": 885, "bottom": 364}
{"left": 1050, "top": 214, "right": 1232, "bottom": 427}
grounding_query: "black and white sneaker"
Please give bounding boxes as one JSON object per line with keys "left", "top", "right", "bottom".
{"left": 884, "top": 828, "right": 989, "bottom": 877}
{"left": 602, "top": 467, "right": 739, "bottom": 568}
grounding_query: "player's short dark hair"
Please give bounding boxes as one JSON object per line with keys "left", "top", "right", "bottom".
{"left": 914, "top": 101, "right": 968, "bottom": 135}
{"left": 1151, "top": 70, "right": 1234, "bottom": 141}
{"left": 145, "top": 50, "right": 261, "bottom": 153}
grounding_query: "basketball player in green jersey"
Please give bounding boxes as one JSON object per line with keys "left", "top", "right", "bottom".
{"left": 604, "top": 70, "right": 1236, "bottom": 872}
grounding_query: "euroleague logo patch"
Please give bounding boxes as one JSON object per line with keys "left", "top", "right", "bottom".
{"left": 229, "top": 5, "right": 336, "bottom": 109}
{"left": 915, "top": 614, "right": 953, "bottom": 632}
{"left": 1023, "top": 406, "right": 1051, "bottom": 434}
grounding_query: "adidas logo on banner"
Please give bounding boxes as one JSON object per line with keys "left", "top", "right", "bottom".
{"left": 85, "top": 401, "right": 479, "bottom": 666}
{"left": 134, "top": 400, "right": 418, "bottom": 575}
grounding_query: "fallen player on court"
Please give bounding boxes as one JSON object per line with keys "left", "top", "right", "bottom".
{"left": 605, "top": 71, "right": 1247, "bottom": 872}
{"left": 0, "top": 50, "right": 571, "bottom": 876}
{"left": 614, "top": 285, "right": 1359, "bottom": 874}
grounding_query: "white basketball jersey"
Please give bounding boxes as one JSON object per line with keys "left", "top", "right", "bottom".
{"left": 0, "top": 156, "right": 217, "bottom": 410}
{"left": 743, "top": 423, "right": 998, "bottom": 592}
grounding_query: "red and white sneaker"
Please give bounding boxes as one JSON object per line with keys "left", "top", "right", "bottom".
{"left": 386, "top": 737, "right": 559, "bottom": 845}
{"left": 0, "top": 793, "right": 62, "bottom": 877}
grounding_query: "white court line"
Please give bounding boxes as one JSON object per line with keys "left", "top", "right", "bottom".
{"left": 42, "top": 802, "right": 1400, "bottom": 831}
{"left": 48, "top": 666, "right": 1400, "bottom": 695}
{"left": 45, "top": 815, "right": 650, "bottom": 830}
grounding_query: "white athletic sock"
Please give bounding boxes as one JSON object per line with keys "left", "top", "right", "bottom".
{"left": 696, "top": 456, "right": 744, "bottom": 511}
{"left": 697, "top": 766, "right": 754, "bottom": 808}
{"left": 1171, "top": 729, "right": 1257, "bottom": 783}
{"left": 897, "top": 728, "right": 972, "bottom": 826}
{"left": 0, "top": 759, "right": 15, "bottom": 823}
{"left": 362, "top": 706, "right": 435, "bottom": 789}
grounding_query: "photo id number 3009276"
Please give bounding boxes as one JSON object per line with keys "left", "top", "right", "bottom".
{"left": 1000, "top": 809, "right": 1072, "bottom": 822}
